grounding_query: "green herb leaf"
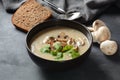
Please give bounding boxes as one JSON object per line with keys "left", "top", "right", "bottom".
{"left": 62, "top": 45, "right": 73, "bottom": 52}
{"left": 67, "top": 49, "right": 80, "bottom": 59}
{"left": 71, "top": 52, "right": 80, "bottom": 59}
{"left": 40, "top": 45, "right": 50, "bottom": 53}
{"left": 53, "top": 42, "right": 62, "bottom": 51}
{"left": 50, "top": 50, "right": 57, "bottom": 56}
{"left": 56, "top": 52, "right": 63, "bottom": 59}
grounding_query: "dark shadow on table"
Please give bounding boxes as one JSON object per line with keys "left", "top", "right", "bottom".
{"left": 38, "top": 57, "right": 112, "bottom": 80}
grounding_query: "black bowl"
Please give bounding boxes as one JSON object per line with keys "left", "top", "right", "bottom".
{"left": 26, "top": 19, "right": 93, "bottom": 71}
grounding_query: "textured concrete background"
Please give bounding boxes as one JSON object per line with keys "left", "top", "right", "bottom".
{"left": 0, "top": 2, "right": 120, "bottom": 80}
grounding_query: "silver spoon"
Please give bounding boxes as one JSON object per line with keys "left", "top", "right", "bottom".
{"left": 66, "top": 11, "right": 81, "bottom": 20}
{"left": 42, "top": 0, "right": 66, "bottom": 14}
{"left": 42, "top": 0, "right": 81, "bottom": 20}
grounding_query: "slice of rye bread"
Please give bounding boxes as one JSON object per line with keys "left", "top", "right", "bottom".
{"left": 12, "top": 0, "right": 52, "bottom": 32}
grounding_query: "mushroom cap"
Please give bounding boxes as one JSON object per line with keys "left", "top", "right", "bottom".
{"left": 92, "top": 19, "right": 106, "bottom": 31}
{"left": 100, "top": 40, "right": 118, "bottom": 55}
{"left": 96, "top": 26, "right": 111, "bottom": 43}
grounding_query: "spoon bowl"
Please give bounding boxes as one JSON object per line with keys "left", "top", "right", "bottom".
{"left": 66, "top": 11, "right": 81, "bottom": 20}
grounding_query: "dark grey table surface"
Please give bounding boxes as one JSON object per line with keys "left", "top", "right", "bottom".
{"left": 0, "top": 2, "right": 120, "bottom": 80}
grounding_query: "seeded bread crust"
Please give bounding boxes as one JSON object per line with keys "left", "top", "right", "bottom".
{"left": 12, "top": 0, "right": 52, "bottom": 32}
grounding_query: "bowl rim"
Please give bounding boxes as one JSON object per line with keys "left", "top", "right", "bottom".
{"left": 26, "top": 19, "right": 93, "bottom": 62}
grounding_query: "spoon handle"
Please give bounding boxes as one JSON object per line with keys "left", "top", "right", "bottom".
{"left": 42, "top": 0, "right": 66, "bottom": 14}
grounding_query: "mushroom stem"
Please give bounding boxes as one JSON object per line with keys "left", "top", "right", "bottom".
{"left": 87, "top": 27, "right": 94, "bottom": 32}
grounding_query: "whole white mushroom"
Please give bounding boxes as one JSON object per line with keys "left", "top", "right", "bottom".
{"left": 100, "top": 40, "right": 118, "bottom": 55}
{"left": 88, "top": 19, "right": 111, "bottom": 43}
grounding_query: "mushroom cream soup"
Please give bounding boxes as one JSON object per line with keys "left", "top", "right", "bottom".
{"left": 30, "top": 27, "right": 89, "bottom": 61}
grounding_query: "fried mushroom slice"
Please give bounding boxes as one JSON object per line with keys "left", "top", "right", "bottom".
{"left": 57, "top": 32, "right": 69, "bottom": 42}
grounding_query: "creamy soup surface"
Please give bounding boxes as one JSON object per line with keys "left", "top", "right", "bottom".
{"left": 30, "top": 27, "right": 90, "bottom": 61}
